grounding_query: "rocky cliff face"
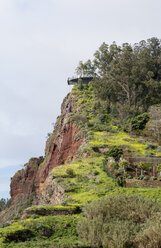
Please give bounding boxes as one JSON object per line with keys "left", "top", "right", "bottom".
{"left": 10, "top": 92, "right": 84, "bottom": 206}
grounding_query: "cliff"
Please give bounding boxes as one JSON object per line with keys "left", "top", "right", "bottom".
{"left": 10, "top": 92, "right": 84, "bottom": 206}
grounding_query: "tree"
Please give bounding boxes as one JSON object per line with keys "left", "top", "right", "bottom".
{"left": 75, "top": 38, "right": 161, "bottom": 122}
{"left": 145, "top": 105, "right": 161, "bottom": 145}
{"left": 75, "top": 59, "right": 96, "bottom": 77}
{"left": 147, "top": 37, "right": 161, "bottom": 81}
{"left": 138, "top": 162, "right": 144, "bottom": 176}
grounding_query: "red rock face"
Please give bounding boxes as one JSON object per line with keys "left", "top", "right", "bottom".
{"left": 35, "top": 123, "right": 83, "bottom": 190}
{"left": 10, "top": 158, "right": 40, "bottom": 204}
{"left": 10, "top": 93, "right": 84, "bottom": 204}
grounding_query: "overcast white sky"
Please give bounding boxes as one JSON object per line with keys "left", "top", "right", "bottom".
{"left": 0, "top": 0, "right": 160, "bottom": 198}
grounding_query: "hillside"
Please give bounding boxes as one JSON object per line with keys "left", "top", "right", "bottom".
{"left": 0, "top": 82, "right": 161, "bottom": 247}
{"left": 0, "top": 37, "right": 161, "bottom": 247}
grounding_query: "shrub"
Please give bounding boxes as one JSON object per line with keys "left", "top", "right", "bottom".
{"left": 92, "top": 122, "right": 109, "bottom": 132}
{"left": 105, "top": 146, "right": 123, "bottom": 162}
{"left": 131, "top": 113, "right": 149, "bottom": 130}
{"left": 140, "top": 162, "right": 153, "bottom": 171}
{"left": 96, "top": 113, "right": 109, "bottom": 124}
{"left": 93, "top": 170, "right": 99, "bottom": 176}
{"left": 71, "top": 114, "right": 87, "bottom": 124}
{"left": 119, "top": 160, "right": 130, "bottom": 171}
{"left": 138, "top": 175, "right": 144, "bottom": 180}
{"left": 66, "top": 168, "right": 76, "bottom": 178}
{"left": 13, "top": 216, "right": 20, "bottom": 221}
{"left": 0, "top": 226, "right": 34, "bottom": 242}
{"left": 127, "top": 175, "right": 133, "bottom": 179}
{"left": 77, "top": 195, "right": 161, "bottom": 248}
{"left": 116, "top": 176, "right": 126, "bottom": 187}
{"left": 151, "top": 176, "right": 157, "bottom": 180}
{"left": 135, "top": 215, "right": 161, "bottom": 248}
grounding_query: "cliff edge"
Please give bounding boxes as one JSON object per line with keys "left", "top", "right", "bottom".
{"left": 10, "top": 91, "right": 84, "bottom": 207}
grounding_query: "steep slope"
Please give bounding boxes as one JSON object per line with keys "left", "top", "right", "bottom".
{"left": 1, "top": 84, "right": 161, "bottom": 247}
{"left": 5, "top": 83, "right": 161, "bottom": 213}
{"left": 8, "top": 91, "right": 85, "bottom": 213}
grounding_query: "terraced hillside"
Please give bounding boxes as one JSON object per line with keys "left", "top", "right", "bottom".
{"left": 1, "top": 83, "right": 161, "bottom": 247}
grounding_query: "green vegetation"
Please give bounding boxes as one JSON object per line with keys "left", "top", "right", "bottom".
{"left": 130, "top": 113, "right": 150, "bottom": 131}
{"left": 3, "top": 80, "right": 161, "bottom": 247}
{"left": 89, "top": 131, "right": 155, "bottom": 156}
{"left": 105, "top": 146, "right": 123, "bottom": 162}
{"left": 25, "top": 204, "right": 81, "bottom": 217}
{"left": 53, "top": 156, "right": 117, "bottom": 204}
{"left": 77, "top": 195, "right": 161, "bottom": 248}
{"left": 76, "top": 37, "right": 161, "bottom": 122}
{"left": 0, "top": 215, "right": 80, "bottom": 248}
{"left": 52, "top": 155, "right": 161, "bottom": 205}
{"left": 2, "top": 37, "right": 161, "bottom": 247}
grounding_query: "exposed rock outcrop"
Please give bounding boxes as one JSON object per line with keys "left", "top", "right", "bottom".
{"left": 10, "top": 157, "right": 42, "bottom": 205}
{"left": 10, "top": 92, "right": 84, "bottom": 206}
{"left": 36, "top": 172, "right": 64, "bottom": 205}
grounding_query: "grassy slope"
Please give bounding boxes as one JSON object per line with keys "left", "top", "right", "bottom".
{"left": 1, "top": 84, "right": 161, "bottom": 247}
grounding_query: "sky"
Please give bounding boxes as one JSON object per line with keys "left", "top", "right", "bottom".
{"left": 0, "top": 0, "right": 160, "bottom": 198}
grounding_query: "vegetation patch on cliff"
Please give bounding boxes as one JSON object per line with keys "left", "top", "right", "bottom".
{"left": 0, "top": 215, "right": 80, "bottom": 248}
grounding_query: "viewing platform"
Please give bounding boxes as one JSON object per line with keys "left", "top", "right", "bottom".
{"left": 67, "top": 76, "right": 93, "bottom": 85}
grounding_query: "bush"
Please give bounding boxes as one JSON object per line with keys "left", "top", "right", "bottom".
{"left": 25, "top": 204, "right": 81, "bottom": 217}
{"left": 91, "top": 122, "right": 109, "bottom": 132}
{"left": 96, "top": 113, "right": 109, "bottom": 124}
{"left": 116, "top": 176, "right": 126, "bottom": 187}
{"left": 135, "top": 215, "right": 161, "bottom": 248}
{"left": 127, "top": 175, "right": 133, "bottom": 179}
{"left": 93, "top": 170, "right": 99, "bottom": 176}
{"left": 119, "top": 160, "right": 130, "bottom": 170}
{"left": 66, "top": 168, "right": 76, "bottom": 178}
{"left": 140, "top": 162, "right": 153, "bottom": 172}
{"left": 105, "top": 146, "right": 123, "bottom": 162}
{"left": 77, "top": 195, "right": 161, "bottom": 248}
{"left": 138, "top": 175, "right": 144, "bottom": 180}
{"left": 131, "top": 113, "right": 149, "bottom": 130}
{"left": 0, "top": 226, "right": 34, "bottom": 242}
{"left": 151, "top": 176, "right": 157, "bottom": 181}
{"left": 71, "top": 114, "right": 87, "bottom": 124}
